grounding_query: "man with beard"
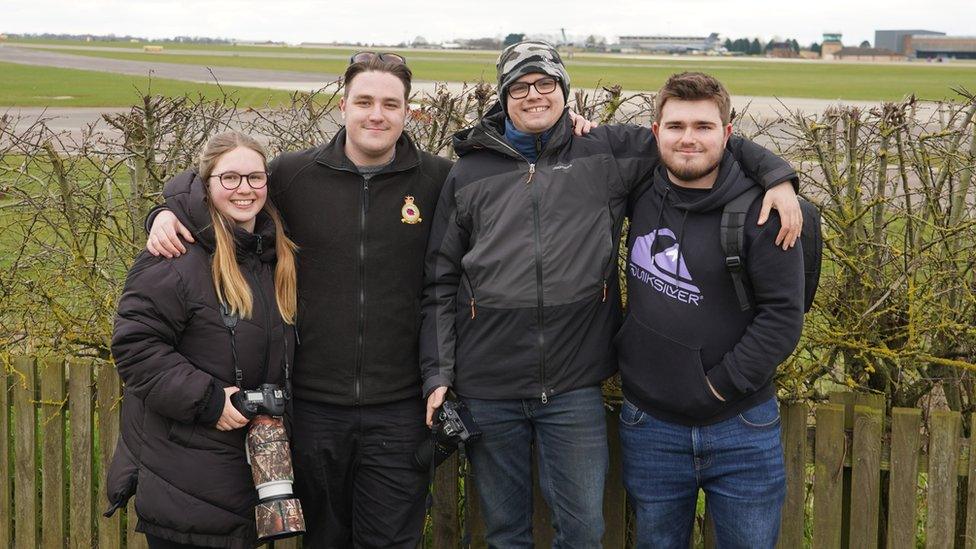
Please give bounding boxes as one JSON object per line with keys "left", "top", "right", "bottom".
{"left": 615, "top": 72, "right": 804, "bottom": 548}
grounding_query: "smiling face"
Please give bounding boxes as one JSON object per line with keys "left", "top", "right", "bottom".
{"left": 207, "top": 146, "right": 268, "bottom": 233}
{"left": 652, "top": 98, "right": 733, "bottom": 188}
{"left": 339, "top": 70, "right": 408, "bottom": 166}
{"left": 505, "top": 72, "right": 565, "bottom": 134}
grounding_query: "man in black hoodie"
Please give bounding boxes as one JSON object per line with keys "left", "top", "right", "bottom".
{"left": 616, "top": 72, "right": 804, "bottom": 548}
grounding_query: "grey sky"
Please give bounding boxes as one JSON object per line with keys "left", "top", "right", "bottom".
{"left": 5, "top": 0, "right": 974, "bottom": 48}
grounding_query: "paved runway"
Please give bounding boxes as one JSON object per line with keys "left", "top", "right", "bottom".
{"left": 1, "top": 43, "right": 888, "bottom": 133}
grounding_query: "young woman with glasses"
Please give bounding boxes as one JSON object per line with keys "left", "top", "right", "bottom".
{"left": 105, "top": 132, "right": 298, "bottom": 548}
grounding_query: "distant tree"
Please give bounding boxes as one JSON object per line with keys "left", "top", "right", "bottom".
{"left": 724, "top": 38, "right": 733, "bottom": 51}
{"left": 733, "top": 38, "right": 750, "bottom": 53}
{"left": 412, "top": 36, "right": 429, "bottom": 47}
{"left": 790, "top": 39, "right": 800, "bottom": 53}
{"left": 860, "top": 39, "right": 871, "bottom": 48}
{"left": 584, "top": 35, "right": 607, "bottom": 50}
{"left": 504, "top": 33, "right": 526, "bottom": 47}
{"left": 749, "top": 38, "right": 762, "bottom": 55}
{"left": 810, "top": 42, "right": 822, "bottom": 54}
{"left": 764, "top": 39, "right": 775, "bottom": 53}
{"left": 466, "top": 37, "right": 502, "bottom": 50}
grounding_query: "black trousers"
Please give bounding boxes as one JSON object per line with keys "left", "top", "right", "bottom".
{"left": 290, "top": 397, "right": 430, "bottom": 549}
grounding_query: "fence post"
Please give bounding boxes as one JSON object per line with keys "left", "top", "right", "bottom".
{"left": 431, "top": 453, "right": 460, "bottom": 549}
{"left": 13, "top": 356, "right": 38, "bottom": 548}
{"left": 886, "top": 407, "right": 922, "bottom": 549}
{"left": 40, "top": 357, "right": 66, "bottom": 549}
{"left": 68, "top": 359, "right": 94, "bottom": 549}
{"left": 813, "top": 403, "right": 845, "bottom": 549}
{"left": 466, "top": 468, "right": 487, "bottom": 547}
{"left": 966, "top": 414, "right": 976, "bottom": 549}
{"left": 603, "top": 407, "right": 627, "bottom": 548}
{"left": 0, "top": 365, "right": 10, "bottom": 547}
{"left": 849, "top": 405, "right": 883, "bottom": 549}
{"left": 926, "top": 410, "right": 962, "bottom": 549}
{"left": 97, "top": 362, "right": 121, "bottom": 549}
{"left": 778, "top": 401, "right": 808, "bottom": 549}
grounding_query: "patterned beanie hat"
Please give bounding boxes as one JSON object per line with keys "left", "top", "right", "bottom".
{"left": 496, "top": 40, "right": 571, "bottom": 107}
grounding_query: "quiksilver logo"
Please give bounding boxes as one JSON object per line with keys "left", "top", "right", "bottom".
{"left": 552, "top": 164, "right": 573, "bottom": 171}
{"left": 629, "top": 228, "right": 703, "bottom": 306}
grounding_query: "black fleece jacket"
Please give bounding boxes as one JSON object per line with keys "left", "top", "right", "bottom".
{"left": 617, "top": 153, "right": 804, "bottom": 426}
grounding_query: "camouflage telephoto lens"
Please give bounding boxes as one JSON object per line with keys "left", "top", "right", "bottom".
{"left": 246, "top": 415, "right": 305, "bottom": 541}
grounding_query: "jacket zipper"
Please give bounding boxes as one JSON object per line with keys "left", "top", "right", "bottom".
{"left": 601, "top": 204, "right": 617, "bottom": 303}
{"left": 251, "top": 239, "right": 272, "bottom": 385}
{"left": 529, "top": 169, "right": 548, "bottom": 404}
{"left": 484, "top": 131, "right": 550, "bottom": 403}
{"left": 355, "top": 176, "right": 369, "bottom": 404}
{"left": 462, "top": 271, "right": 478, "bottom": 319}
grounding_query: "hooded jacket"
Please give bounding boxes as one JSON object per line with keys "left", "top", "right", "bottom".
{"left": 153, "top": 130, "right": 453, "bottom": 406}
{"left": 617, "top": 154, "right": 804, "bottom": 426}
{"left": 420, "top": 106, "right": 798, "bottom": 401}
{"left": 107, "top": 170, "right": 294, "bottom": 548}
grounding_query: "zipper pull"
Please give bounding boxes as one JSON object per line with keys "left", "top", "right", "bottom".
{"left": 541, "top": 391, "right": 549, "bottom": 404}
{"left": 526, "top": 163, "right": 536, "bottom": 184}
{"left": 602, "top": 280, "right": 608, "bottom": 303}
{"left": 255, "top": 234, "right": 263, "bottom": 255}
{"left": 470, "top": 297, "right": 477, "bottom": 319}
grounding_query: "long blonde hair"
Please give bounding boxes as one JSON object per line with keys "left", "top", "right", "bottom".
{"left": 198, "top": 132, "right": 298, "bottom": 324}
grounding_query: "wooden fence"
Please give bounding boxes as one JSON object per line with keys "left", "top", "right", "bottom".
{"left": 2, "top": 357, "right": 975, "bottom": 548}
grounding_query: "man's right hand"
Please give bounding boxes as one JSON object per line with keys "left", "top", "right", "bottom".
{"left": 426, "top": 386, "right": 449, "bottom": 427}
{"left": 147, "top": 209, "right": 194, "bottom": 258}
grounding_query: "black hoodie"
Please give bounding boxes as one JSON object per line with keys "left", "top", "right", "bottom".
{"left": 617, "top": 152, "right": 804, "bottom": 426}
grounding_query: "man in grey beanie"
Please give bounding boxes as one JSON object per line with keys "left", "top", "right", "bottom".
{"left": 421, "top": 40, "right": 802, "bottom": 547}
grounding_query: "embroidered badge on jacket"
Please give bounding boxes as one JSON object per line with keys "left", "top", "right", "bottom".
{"left": 401, "top": 196, "right": 422, "bottom": 224}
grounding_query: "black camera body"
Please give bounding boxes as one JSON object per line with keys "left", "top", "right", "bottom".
{"left": 413, "top": 400, "right": 481, "bottom": 471}
{"left": 231, "top": 383, "right": 287, "bottom": 419}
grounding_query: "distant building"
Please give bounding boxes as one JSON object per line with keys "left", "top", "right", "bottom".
{"left": 875, "top": 29, "right": 944, "bottom": 54}
{"left": 833, "top": 47, "right": 904, "bottom": 62}
{"left": 821, "top": 32, "right": 843, "bottom": 59}
{"left": 766, "top": 42, "right": 798, "bottom": 58}
{"left": 617, "top": 33, "right": 721, "bottom": 53}
{"left": 905, "top": 35, "right": 976, "bottom": 60}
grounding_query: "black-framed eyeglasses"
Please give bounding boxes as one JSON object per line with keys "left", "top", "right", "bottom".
{"left": 209, "top": 171, "right": 269, "bottom": 190}
{"left": 507, "top": 76, "right": 560, "bottom": 100}
{"left": 349, "top": 51, "right": 407, "bottom": 65}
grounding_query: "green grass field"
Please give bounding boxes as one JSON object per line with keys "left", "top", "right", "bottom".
{"left": 4, "top": 39, "right": 976, "bottom": 104}
{"left": 0, "top": 61, "right": 299, "bottom": 107}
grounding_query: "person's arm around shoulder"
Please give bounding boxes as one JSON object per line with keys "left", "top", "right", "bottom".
{"left": 705, "top": 211, "right": 805, "bottom": 402}
{"left": 727, "top": 136, "right": 803, "bottom": 249}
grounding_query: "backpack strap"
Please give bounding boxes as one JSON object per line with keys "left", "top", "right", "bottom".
{"left": 721, "top": 187, "right": 762, "bottom": 312}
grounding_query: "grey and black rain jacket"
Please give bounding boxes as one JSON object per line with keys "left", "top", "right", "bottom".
{"left": 420, "top": 106, "right": 797, "bottom": 401}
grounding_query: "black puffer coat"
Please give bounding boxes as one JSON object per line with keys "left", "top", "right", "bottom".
{"left": 105, "top": 170, "right": 294, "bottom": 548}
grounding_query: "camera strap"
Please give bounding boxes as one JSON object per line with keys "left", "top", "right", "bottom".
{"left": 219, "top": 302, "right": 244, "bottom": 388}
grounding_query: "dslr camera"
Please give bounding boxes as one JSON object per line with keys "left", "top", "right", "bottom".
{"left": 231, "top": 383, "right": 286, "bottom": 418}
{"left": 413, "top": 400, "right": 481, "bottom": 471}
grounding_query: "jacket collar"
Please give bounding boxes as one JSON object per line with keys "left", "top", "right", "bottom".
{"left": 314, "top": 127, "right": 422, "bottom": 175}
{"left": 453, "top": 101, "right": 573, "bottom": 161}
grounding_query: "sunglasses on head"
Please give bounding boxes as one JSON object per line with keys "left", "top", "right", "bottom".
{"left": 349, "top": 51, "right": 407, "bottom": 65}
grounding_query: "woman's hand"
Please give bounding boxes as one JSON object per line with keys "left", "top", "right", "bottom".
{"left": 215, "top": 387, "right": 250, "bottom": 431}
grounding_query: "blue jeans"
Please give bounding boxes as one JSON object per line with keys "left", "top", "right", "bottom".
{"left": 619, "top": 397, "right": 785, "bottom": 549}
{"left": 462, "top": 386, "right": 609, "bottom": 549}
